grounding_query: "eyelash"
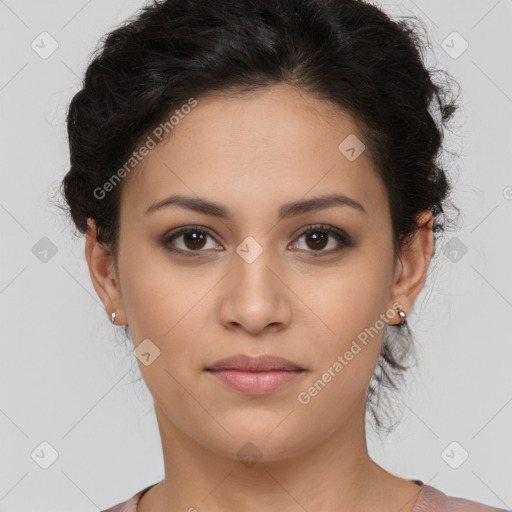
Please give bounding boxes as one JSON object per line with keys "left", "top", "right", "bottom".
{"left": 161, "top": 224, "right": 353, "bottom": 258}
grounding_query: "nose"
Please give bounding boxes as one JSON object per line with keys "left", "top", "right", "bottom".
{"left": 217, "top": 243, "right": 293, "bottom": 336}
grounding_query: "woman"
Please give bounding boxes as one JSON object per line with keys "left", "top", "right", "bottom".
{"left": 60, "top": 0, "right": 507, "bottom": 510}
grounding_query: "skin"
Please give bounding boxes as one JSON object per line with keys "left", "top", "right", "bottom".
{"left": 85, "top": 83, "right": 434, "bottom": 512}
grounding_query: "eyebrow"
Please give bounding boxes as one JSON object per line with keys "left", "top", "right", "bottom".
{"left": 145, "top": 193, "right": 366, "bottom": 219}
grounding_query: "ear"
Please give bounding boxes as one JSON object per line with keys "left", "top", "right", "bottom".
{"left": 389, "top": 209, "right": 435, "bottom": 325}
{"left": 85, "top": 218, "right": 127, "bottom": 325}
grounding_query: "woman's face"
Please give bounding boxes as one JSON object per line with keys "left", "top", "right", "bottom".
{"left": 88, "top": 83, "right": 431, "bottom": 462}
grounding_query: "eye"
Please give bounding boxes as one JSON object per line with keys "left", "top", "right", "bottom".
{"left": 162, "top": 226, "right": 221, "bottom": 255}
{"left": 290, "top": 224, "right": 352, "bottom": 255}
{"left": 162, "top": 223, "right": 353, "bottom": 257}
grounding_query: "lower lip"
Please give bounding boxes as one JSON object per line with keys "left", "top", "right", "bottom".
{"left": 207, "top": 369, "right": 303, "bottom": 395}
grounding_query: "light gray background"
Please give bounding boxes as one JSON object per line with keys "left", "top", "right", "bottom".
{"left": 1, "top": 1, "right": 511, "bottom": 511}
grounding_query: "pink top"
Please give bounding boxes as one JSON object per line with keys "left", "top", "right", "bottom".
{"left": 101, "top": 479, "right": 509, "bottom": 512}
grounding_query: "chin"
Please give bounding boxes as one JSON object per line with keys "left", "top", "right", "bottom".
{"left": 201, "top": 425, "right": 314, "bottom": 464}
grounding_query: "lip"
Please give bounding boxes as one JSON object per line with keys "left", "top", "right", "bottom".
{"left": 206, "top": 354, "right": 303, "bottom": 372}
{"left": 205, "top": 354, "right": 305, "bottom": 395}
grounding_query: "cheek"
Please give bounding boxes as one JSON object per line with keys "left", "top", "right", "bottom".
{"left": 118, "top": 248, "right": 220, "bottom": 377}
{"left": 295, "top": 286, "right": 386, "bottom": 428}
{"left": 118, "top": 239, "right": 194, "bottom": 335}
{"left": 296, "top": 255, "right": 391, "bottom": 391}
{"left": 301, "top": 256, "right": 391, "bottom": 340}
{"left": 119, "top": 263, "right": 210, "bottom": 413}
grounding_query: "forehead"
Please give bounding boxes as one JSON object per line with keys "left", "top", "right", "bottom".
{"left": 121, "top": 83, "right": 388, "bottom": 221}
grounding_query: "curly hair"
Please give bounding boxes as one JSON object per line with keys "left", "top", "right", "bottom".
{"left": 58, "top": 0, "right": 461, "bottom": 436}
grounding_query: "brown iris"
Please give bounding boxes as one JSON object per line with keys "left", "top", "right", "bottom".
{"left": 304, "top": 230, "right": 328, "bottom": 250}
{"left": 183, "top": 231, "right": 207, "bottom": 250}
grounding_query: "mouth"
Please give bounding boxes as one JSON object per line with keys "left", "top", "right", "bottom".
{"left": 205, "top": 354, "right": 306, "bottom": 395}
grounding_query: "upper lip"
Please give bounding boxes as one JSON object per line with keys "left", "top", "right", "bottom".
{"left": 206, "top": 354, "right": 304, "bottom": 372}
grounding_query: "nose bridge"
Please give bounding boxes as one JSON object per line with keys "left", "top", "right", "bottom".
{"left": 233, "top": 234, "right": 277, "bottom": 297}
{"left": 217, "top": 233, "right": 292, "bottom": 333}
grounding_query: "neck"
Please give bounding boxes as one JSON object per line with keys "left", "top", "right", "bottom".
{"left": 137, "top": 400, "right": 421, "bottom": 512}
